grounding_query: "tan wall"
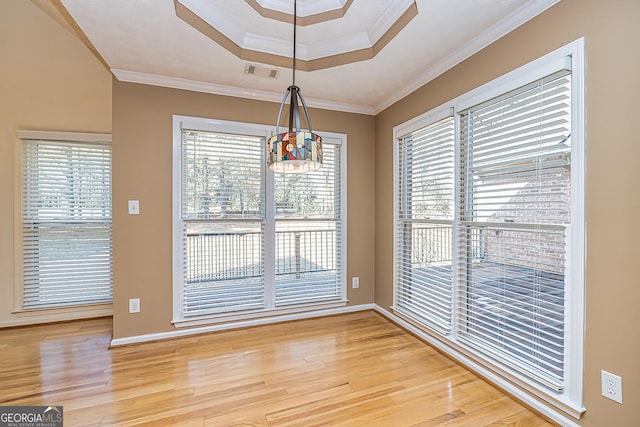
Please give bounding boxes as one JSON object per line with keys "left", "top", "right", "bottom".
{"left": 0, "top": 1, "right": 112, "bottom": 327}
{"left": 375, "top": 0, "right": 640, "bottom": 425}
{"left": 112, "top": 81, "right": 375, "bottom": 339}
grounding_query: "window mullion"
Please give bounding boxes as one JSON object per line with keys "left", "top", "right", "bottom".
{"left": 451, "top": 111, "right": 462, "bottom": 342}
{"left": 264, "top": 140, "right": 276, "bottom": 309}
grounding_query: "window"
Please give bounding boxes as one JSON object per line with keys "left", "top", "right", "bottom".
{"left": 19, "top": 132, "right": 112, "bottom": 310}
{"left": 458, "top": 70, "right": 571, "bottom": 390}
{"left": 173, "top": 117, "right": 346, "bottom": 323}
{"left": 180, "top": 129, "right": 265, "bottom": 316}
{"left": 274, "top": 142, "right": 342, "bottom": 306}
{"left": 393, "top": 40, "right": 584, "bottom": 416}
{"left": 396, "top": 114, "right": 455, "bottom": 333}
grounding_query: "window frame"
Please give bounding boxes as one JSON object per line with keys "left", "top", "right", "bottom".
{"left": 172, "top": 116, "right": 347, "bottom": 326}
{"left": 392, "top": 38, "right": 585, "bottom": 418}
{"left": 14, "top": 130, "right": 113, "bottom": 316}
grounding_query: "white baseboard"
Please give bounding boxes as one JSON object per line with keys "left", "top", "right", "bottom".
{"left": 372, "top": 304, "right": 582, "bottom": 427}
{"left": 110, "top": 303, "right": 375, "bottom": 347}
{"left": 0, "top": 306, "right": 112, "bottom": 329}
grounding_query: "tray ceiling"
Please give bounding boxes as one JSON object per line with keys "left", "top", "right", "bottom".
{"left": 57, "top": 0, "right": 559, "bottom": 114}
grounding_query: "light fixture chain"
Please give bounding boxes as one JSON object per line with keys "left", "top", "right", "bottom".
{"left": 292, "top": 0, "right": 297, "bottom": 86}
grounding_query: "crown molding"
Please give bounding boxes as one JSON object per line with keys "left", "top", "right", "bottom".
{"left": 374, "top": 0, "right": 562, "bottom": 113}
{"left": 243, "top": 32, "right": 296, "bottom": 57}
{"left": 369, "top": 0, "right": 415, "bottom": 43}
{"left": 112, "top": 69, "right": 375, "bottom": 115}
{"left": 307, "top": 31, "right": 371, "bottom": 59}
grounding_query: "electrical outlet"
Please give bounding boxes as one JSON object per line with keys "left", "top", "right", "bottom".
{"left": 601, "top": 370, "right": 622, "bottom": 404}
{"left": 352, "top": 277, "right": 360, "bottom": 289}
{"left": 128, "top": 200, "right": 140, "bottom": 215}
{"left": 129, "top": 298, "right": 140, "bottom": 314}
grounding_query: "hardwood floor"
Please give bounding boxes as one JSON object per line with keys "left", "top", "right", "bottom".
{"left": 0, "top": 311, "right": 554, "bottom": 426}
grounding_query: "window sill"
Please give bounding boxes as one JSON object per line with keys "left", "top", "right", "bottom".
{"left": 5, "top": 303, "right": 113, "bottom": 327}
{"left": 173, "top": 299, "right": 348, "bottom": 329}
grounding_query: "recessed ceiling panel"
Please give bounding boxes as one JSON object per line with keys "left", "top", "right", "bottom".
{"left": 175, "top": 0, "right": 418, "bottom": 69}
{"left": 245, "top": 0, "right": 354, "bottom": 25}
{"left": 253, "top": 0, "right": 349, "bottom": 17}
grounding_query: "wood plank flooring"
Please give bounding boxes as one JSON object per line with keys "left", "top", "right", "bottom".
{"left": 0, "top": 311, "right": 554, "bottom": 426}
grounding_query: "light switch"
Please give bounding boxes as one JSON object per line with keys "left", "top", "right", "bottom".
{"left": 128, "top": 200, "right": 140, "bottom": 215}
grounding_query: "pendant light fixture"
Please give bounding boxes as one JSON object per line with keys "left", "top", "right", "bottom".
{"left": 267, "top": 0, "right": 323, "bottom": 173}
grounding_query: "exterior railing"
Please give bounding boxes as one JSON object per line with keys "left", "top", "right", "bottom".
{"left": 411, "top": 224, "right": 453, "bottom": 265}
{"left": 411, "top": 224, "right": 487, "bottom": 266}
{"left": 185, "top": 231, "right": 261, "bottom": 283}
{"left": 275, "top": 230, "right": 335, "bottom": 278}
{"left": 185, "top": 229, "right": 335, "bottom": 283}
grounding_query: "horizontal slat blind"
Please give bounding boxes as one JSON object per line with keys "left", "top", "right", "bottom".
{"left": 274, "top": 143, "right": 341, "bottom": 305}
{"left": 181, "top": 130, "right": 265, "bottom": 315}
{"left": 396, "top": 116, "right": 455, "bottom": 333}
{"left": 182, "top": 131, "right": 263, "bottom": 220}
{"left": 458, "top": 70, "right": 571, "bottom": 389}
{"left": 274, "top": 142, "right": 339, "bottom": 219}
{"left": 22, "top": 140, "right": 112, "bottom": 309}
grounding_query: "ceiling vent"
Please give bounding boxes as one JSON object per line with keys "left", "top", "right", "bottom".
{"left": 244, "top": 63, "right": 280, "bottom": 79}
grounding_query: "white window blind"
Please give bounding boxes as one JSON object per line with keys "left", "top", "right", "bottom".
{"left": 274, "top": 142, "right": 342, "bottom": 305}
{"left": 395, "top": 116, "right": 455, "bottom": 333}
{"left": 458, "top": 70, "right": 571, "bottom": 389}
{"left": 181, "top": 130, "right": 265, "bottom": 316}
{"left": 22, "top": 140, "right": 112, "bottom": 309}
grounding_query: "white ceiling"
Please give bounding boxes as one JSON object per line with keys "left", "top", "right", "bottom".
{"left": 59, "top": 0, "right": 559, "bottom": 114}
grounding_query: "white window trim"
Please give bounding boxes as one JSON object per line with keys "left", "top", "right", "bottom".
{"left": 172, "top": 115, "right": 348, "bottom": 326}
{"left": 392, "top": 38, "right": 585, "bottom": 418}
{"left": 13, "top": 130, "right": 113, "bottom": 317}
